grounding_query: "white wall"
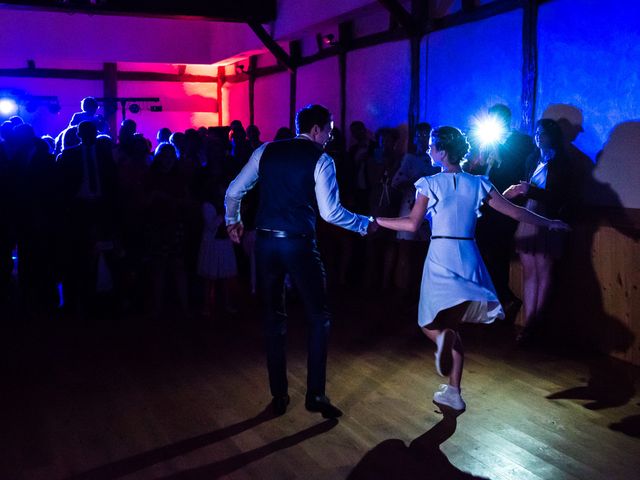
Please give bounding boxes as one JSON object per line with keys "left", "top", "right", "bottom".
{"left": 254, "top": 72, "right": 291, "bottom": 141}
{"left": 0, "top": 9, "right": 261, "bottom": 65}
{"left": 425, "top": 9, "right": 523, "bottom": 131}
{"left": 296, "top": 57, "right": 341, "bottom": 127}
{"left": 274, "top": 0, "right": 376, "bottom": 39}
{"left": 537, "top": 0, "right": 640, "bottom": 208}
{"left": 346, "top": 40, "right": 411, "bottom": 138}
{"left": 224, "top": 81, "right": 250, "bottom": 128}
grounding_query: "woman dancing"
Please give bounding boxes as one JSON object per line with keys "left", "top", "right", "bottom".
{"left": 374, "top": 126, "right": 569, "bottom": 411}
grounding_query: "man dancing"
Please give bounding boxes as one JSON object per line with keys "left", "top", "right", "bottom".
{"left": 225, "top": 105, "right": 377, "bottom": 418}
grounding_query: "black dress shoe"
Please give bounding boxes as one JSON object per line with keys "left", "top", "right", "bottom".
{"left": 271, "top": 395, "right": 290, "bottom": 416}
{"left": 305, "top": 394, "right": 343, "bottom": 418}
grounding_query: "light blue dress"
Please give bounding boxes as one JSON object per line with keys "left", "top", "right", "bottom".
{"left": 415, "top": 172, "right": 505, "bottom": 327}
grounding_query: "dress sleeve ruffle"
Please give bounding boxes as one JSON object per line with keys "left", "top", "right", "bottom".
{"left": 476, "top": 175, "right": 494, "bottom": 218}
{"left": 415, "top": 176, "right": 438, "bottom": 217}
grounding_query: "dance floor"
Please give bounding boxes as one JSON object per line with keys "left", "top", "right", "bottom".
{"left": 2, "top": 291, "right": 639, "bottom": 480}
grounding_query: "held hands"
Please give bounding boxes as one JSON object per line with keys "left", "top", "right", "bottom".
{"left": 227, "top": 222, "right": 244, "bottom": 244}
{"left": 367, "top": 217, "right": 380, "bottom": 235}
{"left": 503, "top": 181, "right": 531, "bottom": 199}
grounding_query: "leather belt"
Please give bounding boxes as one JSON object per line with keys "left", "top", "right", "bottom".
{"left": 257, "top": 229, "right": 312, "bottom": 239}
{"left": 431, "top": 236, "right": 475, "bottom": 240}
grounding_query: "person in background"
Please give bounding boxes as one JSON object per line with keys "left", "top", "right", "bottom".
{"left": 145, "top": 143, "right": 189, "bottom": 321}
{"left": 197, "top": 184, "right": 238, "bottom": 317}
{"left": 364, "top": 127, "right": 401, "bottom": 291}
{"left": 156, "top": 127, "right": 172, "bottom": 148}
{"left": 69, "top": 96, "right": 109, "bottom": 135}
{"left": 348, "top": 120, "right": 376, "bottom": 215}
{"left": 392, "top": 122, "right": 440, "bottom": 294}
{"left": 246, "top": 124, "right": 263, "bottom": 151}
{"left": 503, "top": 118, "right": 571, "bottom": 345}
{"left": 471, "top": 104, "right": 535, "bottom": 321}
{"left": 273, "top": 127, "right": 294, "bottom": 141}
{"left": 57, "top": 121, "right": 118, "bottom": 319}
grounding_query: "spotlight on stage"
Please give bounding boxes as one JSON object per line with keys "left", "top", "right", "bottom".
{"left": 471, "top": 114, "right": 507, "bottom": 147}
{"left": 0, "top": 98, "right": 18, "bottom": 117}
{"left": 128, "top": 103, "right": 141, "bottom": 114}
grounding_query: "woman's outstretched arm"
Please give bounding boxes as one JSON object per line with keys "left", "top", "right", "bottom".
{"left": 486, "top": 188, "right": 569, "bottom": 231}
{"left": 376, "top": 194, "right": 429, "bottom": 232}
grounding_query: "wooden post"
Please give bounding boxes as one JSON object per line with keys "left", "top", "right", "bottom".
{"left": 247, "top": 21, "right": 295, "bottom": 72}
{"left": 338, "top": 22, "right": 353, "bottom": 133}
{"left": 217, "top": 66, "right": 226, "bottom": 126}
{"left": 289, "top": 69, "right": 297, "bottom": 131}
{"left": 248, "top": 56, "right": 257, "bottom": 126}
{"left": 289, "top": 41, "right": 302, "bottom": 131}
{"left": 521, "top": 0, "right": 538, "bottom": 133}
{"left": 102, "top": 62, "right": 118, "bottom": 135}
{"left": 408, "top": 36, "right": 421, "bottom": 147}
{"left": 408, "top": 0, "right": 427, "bottom": 145}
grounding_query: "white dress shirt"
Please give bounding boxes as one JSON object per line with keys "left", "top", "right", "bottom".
{"left": 225, "top": 136, "right": 371, "bottom": 235}
{"left": 530, "top": 149, "right": 554, "bottom": 189}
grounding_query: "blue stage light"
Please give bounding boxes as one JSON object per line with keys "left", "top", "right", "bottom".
{"left": 0, "top": 98, "right": 18, "bottom": 117}
{"left": 471, "top": 115, "right": 507, "bottom": 147}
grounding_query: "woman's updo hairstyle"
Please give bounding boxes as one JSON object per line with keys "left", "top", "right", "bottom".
{"left": 430, "top": 126, "right": 470, "bottom": 165}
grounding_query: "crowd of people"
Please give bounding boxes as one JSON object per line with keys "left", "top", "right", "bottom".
{"left": 1, "top": 96, "right": 578, "bottom": 412}
{"left": 0, "top": 97, "right": 281, "bottom": 322}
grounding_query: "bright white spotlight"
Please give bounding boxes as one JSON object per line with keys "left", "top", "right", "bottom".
{"left": 0, "top": 98, "right": 18, "bottom": 117}
{"left": 472, "top": 115, "right": 507, "bottom": 147}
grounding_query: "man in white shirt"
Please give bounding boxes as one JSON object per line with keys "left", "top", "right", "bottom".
{"left": 225, "top": 104, "right": 377, "bottom": 418}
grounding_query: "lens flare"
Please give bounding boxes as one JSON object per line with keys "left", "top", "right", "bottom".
{"left": 471, "top": 115, "right": 507, "bottom": 147}
{"left": 0, "top": 98, "right": 18, "bottom": 117}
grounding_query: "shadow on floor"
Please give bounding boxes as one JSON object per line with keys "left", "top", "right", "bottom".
{"left": 546, "top": 354, "right": 636, "bottom": 410}
{"left": 158, "top": 418, "right": 339, "bottom": 479}
{"left": 66, "top": 405, "right": 276, "bottom": 480}
{"left": 347, "top": 409, "right": 489, "bottom": 480}
{"left": 610, "top": 406, "right": 640, "bottom": 438}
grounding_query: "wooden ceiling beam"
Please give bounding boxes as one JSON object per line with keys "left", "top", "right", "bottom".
{"left": 428, "top": 0, "right": 524, "bottom": 32}
{"left": 248, "top": 21, "right": 296, "bottom": 72}
{"left": 0, "top": 0, "right": 276, "bottom": 23}
{"left": 377, "top": 0, "right": 422, "bottom": 36}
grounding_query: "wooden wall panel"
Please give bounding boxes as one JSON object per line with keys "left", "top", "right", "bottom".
{"left": 509, "top": 208, "right": 640, "bottom": 365}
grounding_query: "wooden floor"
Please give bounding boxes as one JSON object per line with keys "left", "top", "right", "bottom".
{"left": 2, "top": 291, "right": 639, "bottom": 480}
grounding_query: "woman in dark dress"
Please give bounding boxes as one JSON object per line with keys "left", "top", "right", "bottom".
{"left": 503, "top": 119, "right": 571, "bottom": 343}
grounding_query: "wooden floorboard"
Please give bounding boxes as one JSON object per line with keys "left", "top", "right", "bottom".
{"left": 1, "top": 291, "right": 639, "bottom": 480}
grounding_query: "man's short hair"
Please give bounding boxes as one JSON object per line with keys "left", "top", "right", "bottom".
{"left": 415, "top": 122, "right": 432, "bottom": 134}
{"left": 81, "top": 97, "right": 99, "bottom": 113}
{"left": 296, "top": 104, "right": 331, "bottom": 135}
{"left": 488, "top": 104, "right": 512, "bottom": 125}
{"left": 78, "top": 120, "right": 98, "bottom": 142}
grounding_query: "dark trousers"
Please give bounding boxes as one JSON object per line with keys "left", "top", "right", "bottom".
{"left": 63, "top": 199, "right": 114, "bottom": 315}
{"left": 476, "top": 214, "right": 518, "bottom": 305}
{"left": 256, "top": 236, "right": 330, "bottom": 398}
